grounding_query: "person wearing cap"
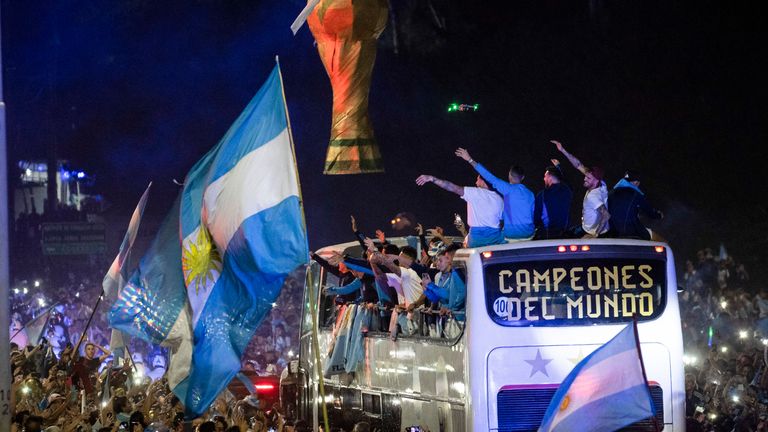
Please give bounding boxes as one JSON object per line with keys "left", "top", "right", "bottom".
{"left": 532, "top": 160, "right": 573, "bottom": 239}
{"left": 607, "top": 170, "right": 664, "bottom": 240}
{"left": 552, "top": 140, "right": 610, "bottom": 237}
{"left": 455, "top": 147, "right": 536, "bottom": 240}
{"left": 415, "top": 173, "right": 505, "bottom": 248}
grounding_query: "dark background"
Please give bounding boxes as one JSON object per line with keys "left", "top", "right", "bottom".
{"left": 3, "top": 0, "right": 766, "bottom": 273}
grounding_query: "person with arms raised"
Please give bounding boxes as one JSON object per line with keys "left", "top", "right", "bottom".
{"left": 455, "top": 147, "right": 535, "bottom": 241}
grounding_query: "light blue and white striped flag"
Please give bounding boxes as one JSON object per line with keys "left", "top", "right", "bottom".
{"left": 109, "top": 64, "right": 307, "bottom": 417}
{"left": 174, "top": 63, "right": 308, "bottom": 416}
{"left": 538, "top": 323, "right": 656, "bottom": 432}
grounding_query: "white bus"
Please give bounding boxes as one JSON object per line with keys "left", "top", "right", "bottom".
{"left": 282, "top": 238, "right": 684, "bottom": 432}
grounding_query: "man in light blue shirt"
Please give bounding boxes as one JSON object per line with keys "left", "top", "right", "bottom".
{"left": 421, "top": 243, "right": 466, "bottom": 321}
{"left": 455, "top": 148, "right": 535, "bottom": 240}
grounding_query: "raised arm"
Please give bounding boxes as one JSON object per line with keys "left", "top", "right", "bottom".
{"left": 552, "top": 140, "right": 588, "bottom": 175}
{"left": 455, "top": 148, "right": 510, "bottom": 192}
{"left": 350, "top": 215, "right": 371, "bottom": 249}
{"left": 416, "top": 175, "right": 464, "bottom": 196}
{"left": 311, "top": 252, "right": 343, "bottom": 277}
{"left": 365, "top": 238, "right": 402, "bottom": 276}
{"left": 95, "top": 344, "right": 112, "bottom": 363}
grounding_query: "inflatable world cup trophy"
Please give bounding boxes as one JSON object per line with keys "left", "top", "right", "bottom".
{"left": 308, "top": 0, "right": 389, "bottom": 174}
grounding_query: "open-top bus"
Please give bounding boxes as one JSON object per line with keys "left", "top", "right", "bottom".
{"left": 282, "top": 238, "right": 684, "bottom": 431}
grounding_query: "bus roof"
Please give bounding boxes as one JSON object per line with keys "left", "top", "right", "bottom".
{"left": 315, "top": 237, "right": 670, "bottom": 260}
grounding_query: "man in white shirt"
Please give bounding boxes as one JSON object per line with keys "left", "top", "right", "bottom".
{"left": 367, "top": 241, "right": 425, "bottom": 338}
{"left": 552, "top": 140, "right": 610, "bottom": 237}
{"left": 416, "top": 173, "right": 504, "bottom": 247}
{"left": 368, "top": 241, "right": 424, "bottom": 307}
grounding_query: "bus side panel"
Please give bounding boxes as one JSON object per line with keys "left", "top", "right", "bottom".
{"left": 301, "top": 327, "right": 467, "bottom": 431}
{"left": 663, "top": 247, "right": 686, "bottom": 430}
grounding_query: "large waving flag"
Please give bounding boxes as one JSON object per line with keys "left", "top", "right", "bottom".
{"left": 104, "top": 183, "right": 151, "bottom": 363}
{"left": 538, "top": 322, "right": 656, "bottom": 432}
{"left": 109, "top": 63, "right": 308, "bottom": 418}
{"left": 175, "top": 63, "right": 308, "bottom": 416}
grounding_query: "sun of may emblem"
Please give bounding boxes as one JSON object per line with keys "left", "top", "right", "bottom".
{"left": 182, "top": 226, "right": 222, "bottom": 295}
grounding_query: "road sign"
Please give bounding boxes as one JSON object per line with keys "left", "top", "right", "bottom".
{"left": 41, "top": 222, "right": 107, "bottom": 255}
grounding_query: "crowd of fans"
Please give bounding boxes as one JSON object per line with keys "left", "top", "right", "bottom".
{"left": 8, "top": 206, "right": 304, "bottom": 431}
{"left": 315, "top": 220, "right": 466, "bottom": 347}
{"left": 8, "top": 270, "right": 305, "bottom": 432}
{"left": 680, "top": 246, "right": 768, "bottom": 431}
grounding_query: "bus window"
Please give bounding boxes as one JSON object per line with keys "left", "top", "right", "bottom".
{"left": 319, "top": 271, "right": 340, "bottom": 328}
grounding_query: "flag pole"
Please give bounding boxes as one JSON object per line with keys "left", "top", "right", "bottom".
{"left": 0, "top": 3, "right": 12, "bottom": 428}
{"left": 632, "top": 316, "right": 661, "bottom": 432}
{"left": 306, "top": 266, "right": 330, "bottom": 432}
{"left": 275, "top": 56, "right": 329, "bottom": 432}
{"left": 72, "top": 293, "right": 103, "bottom": 360}
{"left": 275, "top": 56, "right": 307, "bottom": 233}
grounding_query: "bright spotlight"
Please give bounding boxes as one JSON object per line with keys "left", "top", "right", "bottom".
{"left": 739, "top": 330, "right": 749, "bottom": 339}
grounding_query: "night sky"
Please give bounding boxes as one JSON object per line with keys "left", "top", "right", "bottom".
{"left": 3, "top": 0, "right": 766, "bottom": 269}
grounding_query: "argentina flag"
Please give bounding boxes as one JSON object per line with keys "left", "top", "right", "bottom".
{"left": 538, "top": 323, "right": 656, "bottom": 432}
{"left": 174, "top": 63, "right": 308, "bottom": 416}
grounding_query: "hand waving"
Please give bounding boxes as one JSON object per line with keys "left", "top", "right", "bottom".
{"left": 455, "top": 147, "right": 472, "bottom": 162}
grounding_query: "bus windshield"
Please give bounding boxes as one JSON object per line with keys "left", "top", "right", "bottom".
{"left": 483, "top": 245, "right": 667, "bottom": 327}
